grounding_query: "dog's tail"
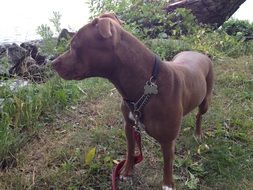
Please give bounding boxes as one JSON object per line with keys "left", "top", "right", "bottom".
{"left": 198, "top": 57, "right": 214, "bottom": 116}
{"left": 205, "top": 58, "right": 214, "bottom": 107}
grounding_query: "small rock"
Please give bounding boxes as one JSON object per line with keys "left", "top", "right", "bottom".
{"left": 20, "top": 42, "right": 46, "bottom": 65}
{"left": 35, "top": 53, "right": 46, "bottom": 65}
{"left": 57, "top": 28, "right": 75, "bottom": 45}
{"left": 0, "top": 45, "right": 6, "bottom": 58}
{"left": 10, "top": 80, "right": 29, "bottom": 91}
{"left": 7, "top": 43, "right": 28, "bottom": 66}
{"left": 20, "top": 42, "right": 38, "bottom": 59}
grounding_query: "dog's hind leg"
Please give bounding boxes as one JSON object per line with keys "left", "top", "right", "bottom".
{"left": 195, "top": 61, "right": 213, "bottom": 138}
{"left": 195, "top": 98, "right": 208, "bottom": 138}
{"left": 196, "top": 64, "right": 213, "bottom": 138}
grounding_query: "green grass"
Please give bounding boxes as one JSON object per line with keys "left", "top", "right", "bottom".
{"left": 0, "top": 55, "right": 253, "bottom": 190}
{"left": 0, "top": 76, "right": 112, "bottom": 169}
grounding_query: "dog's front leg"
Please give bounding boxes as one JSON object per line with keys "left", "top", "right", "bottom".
{"left": 120, "top": 103, "right": 135, "bottom": 178}
{"left": 161, "top": 141, "right": 176, "bottom": 190}
{"left": 120, "top": 121, "right": 136, "bottom": 178}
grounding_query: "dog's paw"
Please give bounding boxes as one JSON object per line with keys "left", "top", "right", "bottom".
{"left": 162, "top": 185, "right": 174, "bottom": 190}
{"left": 119, "top": 175, "right": 134, "bottom": 189}
{"left": 119, "top": 175, "right": 133, "bottom": 182}
{"left": 194, "top": 132, "right": 205, "bottom": 142}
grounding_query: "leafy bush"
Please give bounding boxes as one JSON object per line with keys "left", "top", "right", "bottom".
{"left": 222, "top": 19, "right": 253, "bottom": 39}
{"left": 184, "top": 28, "right": 253, "bottom": 58}
{"left": 144, "top": 27, "right": 253, "bottom": 60}
{"left": 145, "top": 38, "right": 191, "bottom": 60}
{"left": 89, "top": 0, "right": 198, "bottom": 39}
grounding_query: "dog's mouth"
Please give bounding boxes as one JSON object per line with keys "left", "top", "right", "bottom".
{"left": 72, "top": 75, "right": 85, "bottom": 80}
{"left": 52, "top": 61, "right": 74, "bottom": 80}
{"left": 54, "top": 68, "right": 86, "bottom": 80}
{"left": 56, "top": 71, "right": 79, "bottom": 80}
{"left": 55, "top": 70, "right": 72, "bottom": 80}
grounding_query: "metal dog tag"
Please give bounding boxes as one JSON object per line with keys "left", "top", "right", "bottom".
{"left": 144, "top": 82, "right": 158, "bottom": 95}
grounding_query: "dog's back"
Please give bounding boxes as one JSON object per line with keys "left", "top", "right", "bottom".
{"left": 167, "top": 51, "right": 213, "bottom": 115}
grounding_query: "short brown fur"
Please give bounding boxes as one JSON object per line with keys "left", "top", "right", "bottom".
{"left": 52, "top": 13, "right": 213, "bottom": 189}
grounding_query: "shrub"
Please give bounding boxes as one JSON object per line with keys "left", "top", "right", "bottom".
{"left": 145, "top": 38, "right": 191, "bottom": 60}
{"left": 144, "top": 28, "right": 253, "bottom": 60}
{"left": 89, "top": 0, "right": 199, "bottom": 39}
{"left": 222, "top": 19, "right": 253, "bottom": 39}
{"left": 184, "top": 28, "right": 253, "bottom": 58}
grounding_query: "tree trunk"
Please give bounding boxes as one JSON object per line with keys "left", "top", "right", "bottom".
{"left": 166, "top": 0, "right": 247, "bottom": 27}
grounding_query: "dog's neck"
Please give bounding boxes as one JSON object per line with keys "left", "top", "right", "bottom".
{"left": 109, "top": 30, "right": 157, "bottom": 101}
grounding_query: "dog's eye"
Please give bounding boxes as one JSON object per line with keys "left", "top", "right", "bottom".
{"left": 71, "top": 41, "right": 77, "bottom": 49}
{"left": 70, "top": 35, "right": 81, "bottom": 49}
{"left": 70, "top": 44, "right": 82, "bottom": 57}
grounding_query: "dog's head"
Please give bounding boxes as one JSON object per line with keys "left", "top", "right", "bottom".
{"left": 52, "top": 13, "right": 123, "bottom": 80}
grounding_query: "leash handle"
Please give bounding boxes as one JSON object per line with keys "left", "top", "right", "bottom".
{"left": 111, "top": 129, "right": 143, "bottom": 190}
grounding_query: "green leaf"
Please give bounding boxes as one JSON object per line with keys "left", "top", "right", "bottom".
{"left": 85, "top": 147, "right": 96, "bottom": 165}
{"left": 185, "top": 171, "right": 199, "bottom": 189}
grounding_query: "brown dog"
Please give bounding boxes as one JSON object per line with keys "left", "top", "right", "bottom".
{"left": 52, "top": 13, "right": 213, "bottom": 190}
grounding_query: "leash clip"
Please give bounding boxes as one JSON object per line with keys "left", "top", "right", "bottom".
{"left": 133, "top": 114, "right": 142, "bottom": 133}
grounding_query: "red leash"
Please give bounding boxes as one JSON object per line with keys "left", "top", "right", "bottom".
{"left": 111, "top": 55, "right": 160, "bottom": 189}
{"left": 111, "top": 129, "right": 143, "bottom": 190}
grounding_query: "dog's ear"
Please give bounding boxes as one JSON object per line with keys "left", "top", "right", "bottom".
{"left": 95, "top": 18, "right": 113, "bottom": 39}
{"left": 99, "top": 12, "right": 124, "bottom": 25}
